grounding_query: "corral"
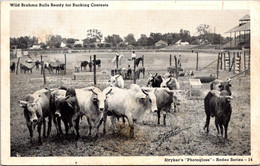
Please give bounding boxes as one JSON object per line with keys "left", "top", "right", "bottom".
{"left": 10, "top": 50, "right": 250, "bottom": 156}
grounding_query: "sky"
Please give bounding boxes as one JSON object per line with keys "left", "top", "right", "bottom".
{"left": 10, "top": 10, "right": 249, "bottom": 42}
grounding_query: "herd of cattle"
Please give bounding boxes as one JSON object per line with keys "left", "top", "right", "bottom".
{"left": 17, "top": 70, "right": 233, "bottom": 144}
{"left": 10, "top": 58, "right": 102, "bottom": 74}
{"left": 74, "top": 59, "right": 102, "bottom": 73}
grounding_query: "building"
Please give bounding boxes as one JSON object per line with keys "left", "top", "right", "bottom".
{"left": 175, "top": 40, "right": 189, "bottom": 46}
{"left": 60, "top": 42, "right": 66, "bottom": 48}
{"left": 155, "top": 40, "right": 168, "bottom": 47}
{"left": 225, "top": 14, "right": 250, "bottom": 48}
{"left": 74, "top": 40, "right": 84, "bottom": 46}
{"left": 29, "top": 44, "right": 41, "bottom": 49}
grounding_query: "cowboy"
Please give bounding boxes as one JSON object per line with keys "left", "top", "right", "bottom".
{"left": 131, "top": 51, "right": 136, "bottom": 60}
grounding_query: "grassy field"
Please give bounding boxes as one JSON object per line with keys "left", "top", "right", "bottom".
{"left": 10, "top": 51, "right": 250, "bottom": 156}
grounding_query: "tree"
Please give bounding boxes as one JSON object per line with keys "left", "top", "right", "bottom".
{"left": 148, "top": 33, "right": 164, "bottom": 46}
{"left": 190, "top": 36, "right": 200, "bottom": 45}
{"left": 124, "top": 33, "right": 136, "bottom": 46}
{"left": 46, "top": 35, "right": 62, "bottom": 48}
{"left": 179, "top": 29, "right": 191, "bottom": 42}
{"left": 74, "top": 44, "right": 82, "bottom": 48}
{"left": 30, "top": 36, "right": 38, "bottom": 46}
{"left": 86, "top": 29, "right": 103, "bottom": 43}
{"left": 211, "top": 33, "right": 223, "bottom": 44}
{"left": 137, "top": 34, "right": 148, "bottom": 46}
{"left": 40, "top": 42, "right": 47, "bottom": 49}
{"left": 104, "top": 34, "right": 123, "bottom": 46}
{"left": 163, "top": 33, "right": 180, "bottom": 45}
{"left": 64, "top": 38, "right": 76, "bottom": 48}
{"left": 10, "top": 37, "right": 18, "bottom": 49}
{"left": 196, "top": 24, "right": 212, "bottom": 35}
{"left": 10, "top": 36, "right": 38, "bottom": 49}
{"left": 83, "top": 38, "right": 96, "bottom": 46}
{"left": 66, "top": 38, "right": 76, "bottom": 45}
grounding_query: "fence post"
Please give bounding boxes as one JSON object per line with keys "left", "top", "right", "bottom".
{"left": 43, "top": 63, "right": 46, "bottom": 85}
{"left": 64, "top": 54, "right": 66, "bottom": 74}
{"left": 133, "top": 59, "right": 136, "bottom": 84}
{"left": 89, "top": 56, "right": 92, "bottom": 72}
{"left": 233, "top": 52, "right": 236, "bottom": 74}
{"left": 116, "top": 55, "right": 119, "bottom": 69}
{"left": 238, "top": 52, "right": 241, "bottom": 73}
{"left": 170, "top": 54, "right": 172, "bottom": 66}
{"left": 142, "top": 55, "right": 145, "bottom": 78}
{"left": 196, "top": 52, "right": 199, "bottom": 71}
{"left": 248, "top": 49, "right": 250, "bottom": 70}
{"left": 217, "top": 53, "right": 220, "bottom": 79}
{"left": 16, "top": 57, "right": 20, "bottom": 75}
{"left": 93, "top": 55, "right": 96, "bottom": 85}
{"left": 174, "top": 55, "right": 178, "bottom": 80}
{"left": 40, "top": 55, "right": 43, "bottom": 74}
{"left": 244, "top": 50, "right": 246, "bottom": 76}
{"left": 41, "top": 55, "right": 46, "bottom": 85}
{"left": 142, "top": 55, "right": 144, "bottom": 67}
{"left": 228, "top": 52, "right": 231, "bottom": 71}
{"left": 220, "top": 52, "right": 223, "bottom": 70}
{"left": 223, "top": 52, "right": 226, "bottom": 70}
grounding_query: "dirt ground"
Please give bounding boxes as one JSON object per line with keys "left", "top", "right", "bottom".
{"left": 10, "top": 51, "right": 250, "bottom": 156}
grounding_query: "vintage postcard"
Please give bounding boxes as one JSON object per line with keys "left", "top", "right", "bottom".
{"left": 1, "top": 1, "right": 260, "bottom": 165}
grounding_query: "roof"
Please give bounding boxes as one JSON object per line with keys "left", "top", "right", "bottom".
{"left": 239, "top": 14, "right": 250, "bottom": 21}
{"left": 155, "top": 40, "right": 168, "bottom": 46}
{"left": 156, "top": 40, "right": 167, "bottom": 44}
{"left": 74, "top": 40, "right": 83, "bottom": 45}
{"left": 225, "top": 22, "right": 250, "bottom": 33}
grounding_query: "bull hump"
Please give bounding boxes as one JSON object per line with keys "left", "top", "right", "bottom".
{"left": 26, "top": 95, "right": 34, "bottom": 102}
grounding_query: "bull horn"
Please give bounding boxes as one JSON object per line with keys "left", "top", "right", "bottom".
{"left": 44, "top": 87, "right": 50, "bottom": 90}
{"left": 225, "top": 96, "right": 233, "bottom": 100}
{"left": 161, "top": 75, "right": 166, "bottom": 80}
{"left": 65, "top": 96, "right": 70, "bottom": 100}
{"left": 141, "top": 89, "right": 148, "bottom": 95}
{"left": 19, "top": 100, "right": 28, "bottom": 105}
{"left": 154, "top": 73, "right": 158, "bottom": 77}
{"left": 165, "top": 90, "right": 174, "bottom": 95}
{"left": 90, "top": 88, "right": 98, "bottom": 95}
{"left": 166, "top": 78, "right": 172, "bottom": 85}
{"left": 67, "top": 102, "right": 74, "bottom": 109}
{"left": 106, "top": 88, "right": 113, "bottom": 96}
{"left": 115, "top": 75, "right": 120, "bottom": 79}
{"left": 227, "top": 78, "right": 232, "bottom": 83}
{"left": 141, "top": 87, "right": 153, "bottom": 91}
{"left": 49, "top": 88, "right": 55, "bottom": 92}
{"left": 165, "top": 89, "right": 174, "bottom": 93}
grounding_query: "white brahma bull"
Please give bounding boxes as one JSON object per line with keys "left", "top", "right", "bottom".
{"left": 108, "top": 74, "right": 124, "bottom": 88}
{"left": 100, "top": 84, "right": 158, "bottom": 137}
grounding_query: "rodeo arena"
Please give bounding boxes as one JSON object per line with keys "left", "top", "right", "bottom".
{"left": 10, "top": 16, "right": 251, "bottom": 157}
